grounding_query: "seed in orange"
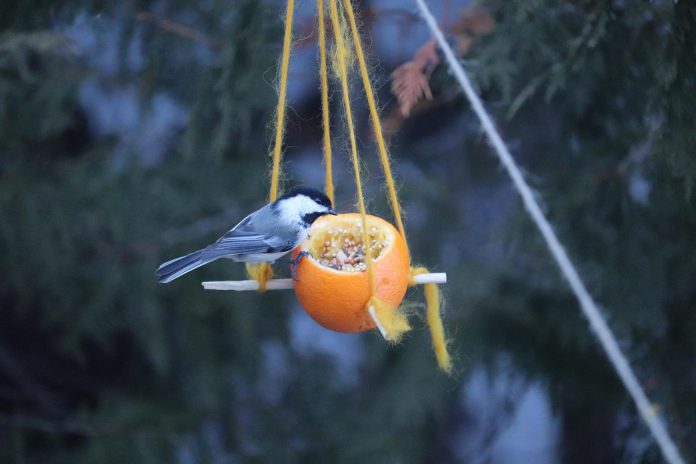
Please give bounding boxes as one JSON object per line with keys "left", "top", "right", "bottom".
{"left": 291, "top": 213, "right": 410, "bottom": 333}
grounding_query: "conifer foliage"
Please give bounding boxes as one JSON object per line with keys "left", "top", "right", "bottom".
{"left": 0, "top": 1, "right": 694, "bottom": 462}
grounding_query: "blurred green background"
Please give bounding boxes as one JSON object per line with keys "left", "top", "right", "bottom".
{"left": 1, "top": 0, "right": 694, "bottom": 462}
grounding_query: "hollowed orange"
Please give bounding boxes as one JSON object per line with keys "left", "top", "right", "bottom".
{"left": 291, "top": 213, "right": 410, "bottom": 332}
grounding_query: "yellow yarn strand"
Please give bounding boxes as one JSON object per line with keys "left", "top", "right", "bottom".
{"left": 342, "top": 0, "right": 408, "bottom": 253}
{"left": 329, "top": 0, "right": 410, "bottom": 342}
{"left": 425, "top": 283, "right": 451, "bottom": 372}
{"left": 343, "top": 0, "right": 449, "bottom": 371}
{"left": 248, "top": 0, "right": 295, "bottom": 290}
{"left": 317, "top": 0, "right": 334, "bottom": 204}
{"left": 411, "top": 267, "right": 451, "bottom": 372}
{"left": 328, "top": 0, "right": 375, "bottom": 295}
{"left": 269, "top": 0, "right": 295, "bottom": 202}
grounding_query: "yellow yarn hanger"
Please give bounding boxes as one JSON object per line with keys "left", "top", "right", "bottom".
{"left": 269, "top": 0, "right": 295, "bottom": 201}
{"left": 342, "top": 0, "right": 408, "bottom": 249}
{"left": 327, "top": 0, "right": 411, "bottom": 341}
{"left": 317, "top": 0, "right": 334, "bottom": 204}
{"left": 245, "top": 0, "right": 295, "bottom": 291}
{"left": 246, "top": 0, "right": 450, "bottom": 372}
{"left": 339, "top": 0, "right": 450, "bottom": 371}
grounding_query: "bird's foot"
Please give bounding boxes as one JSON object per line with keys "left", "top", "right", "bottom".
{"left": 289, "top": 251, "right": 311, "bottom": 281}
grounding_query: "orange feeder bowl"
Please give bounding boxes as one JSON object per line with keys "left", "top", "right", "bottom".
{"left": 291, "top": 213, "right": 410, "bottom": 333}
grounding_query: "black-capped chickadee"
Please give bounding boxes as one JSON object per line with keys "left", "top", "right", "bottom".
{"left": 157, "top": 188, "right": 336, "bottom": 283}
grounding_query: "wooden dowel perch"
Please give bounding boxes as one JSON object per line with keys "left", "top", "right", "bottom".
{"left": 203, "top": 273, "right": 446, "bottom": 342}
{"left": 202, "top": 273, "right": 446, "bottom": 291}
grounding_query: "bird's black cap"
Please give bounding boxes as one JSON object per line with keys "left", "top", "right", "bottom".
{"left": 278, "top": 187, "right": 333, "bottom": 209}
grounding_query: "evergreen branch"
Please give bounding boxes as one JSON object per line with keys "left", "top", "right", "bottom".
{"left": 135, "top": 11, "right": 220, "bottom": 48}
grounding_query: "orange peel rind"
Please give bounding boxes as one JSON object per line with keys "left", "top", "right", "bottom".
{"left": 291, "top": 213, "right": 410, "bottom": 333}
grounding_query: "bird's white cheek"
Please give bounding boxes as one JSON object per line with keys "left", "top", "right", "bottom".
{"left": 297, "top": 226, "right": 311, "bottom": 244}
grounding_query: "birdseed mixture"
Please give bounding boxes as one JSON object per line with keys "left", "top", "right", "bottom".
{"left": 312, "top": 225, "right": 388, "bottom": 272}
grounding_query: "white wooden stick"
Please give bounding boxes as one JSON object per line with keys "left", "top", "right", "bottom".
{"left": 202, "top": 272, "right": 446, "bottom": 291}
{"left": 203, "top": 279, "right": 295, "bottom": 291}
{"left": 203, "top": 274, "right": 445, "bottom": 342}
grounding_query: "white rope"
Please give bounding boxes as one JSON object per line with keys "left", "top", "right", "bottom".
{"left": 412, "top": 1, "right": 685, "bottom": 463}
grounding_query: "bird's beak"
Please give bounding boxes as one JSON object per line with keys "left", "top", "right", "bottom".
{"left": 328, "top": 208, "right": 337, "bottom": 215}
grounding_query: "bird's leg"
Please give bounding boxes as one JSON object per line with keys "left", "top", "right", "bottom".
{"left": 289, "top": 251, "right": 311, "bottom": 281}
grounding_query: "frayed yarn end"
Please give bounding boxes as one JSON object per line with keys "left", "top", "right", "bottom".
{"left": 368, "top": 297, "right": 411, "bottom": 343}
{"left": 246, "top": 262, "right": 274, "bottom": 292}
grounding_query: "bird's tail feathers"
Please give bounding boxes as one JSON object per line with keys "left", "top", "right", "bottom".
{"left": 156, "top": 249, "right": 218, "bottom": 284}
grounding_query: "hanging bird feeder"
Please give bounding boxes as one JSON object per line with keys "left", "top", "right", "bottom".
{"left": 292, "top": 213, "right": 411, "bottom": 334}
{"left": 203, "top": 0, "right": 451, "bottom": 372}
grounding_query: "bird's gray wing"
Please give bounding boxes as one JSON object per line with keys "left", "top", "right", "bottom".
{"left": 205, "top": 229, "right": 293, "bottom": 257}
{"left": 204, "top": 204, "right": 296, "bottom": 257}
